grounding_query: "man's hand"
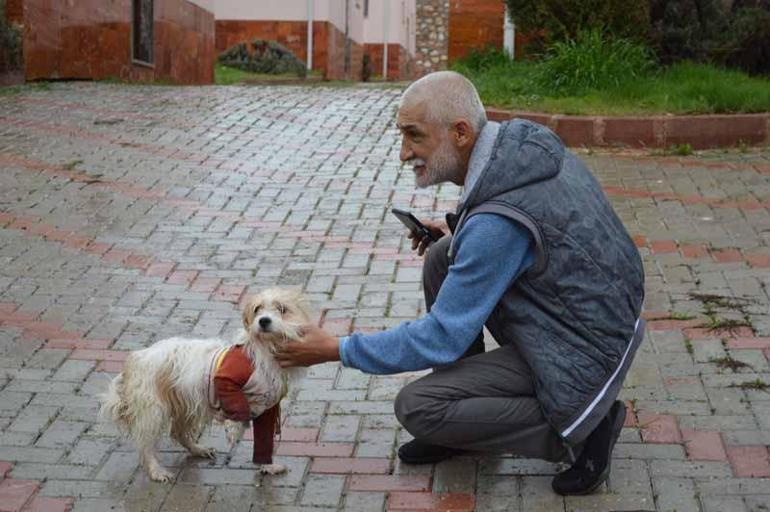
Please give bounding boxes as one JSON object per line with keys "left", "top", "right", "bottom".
{"left": 275, "top": 325, "right": 340, "bottom": 367}
{"left": 408, "top": 218, "right": 449, "bottom": 256}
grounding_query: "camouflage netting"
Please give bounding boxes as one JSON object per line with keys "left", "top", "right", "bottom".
{"left": 219, "top": 40, "right": 306, "bottom": 77}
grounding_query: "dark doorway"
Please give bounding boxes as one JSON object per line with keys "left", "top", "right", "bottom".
{"left": 132, "top": 0, "right": 153, "bottom": 64}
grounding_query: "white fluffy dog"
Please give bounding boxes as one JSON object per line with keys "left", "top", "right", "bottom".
{"left": 99, "top": 288, "right": 308, "bottom": 482}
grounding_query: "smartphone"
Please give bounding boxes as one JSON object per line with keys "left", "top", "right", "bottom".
{"left": 391, "top": 208, "right": 439, "bottom": 242}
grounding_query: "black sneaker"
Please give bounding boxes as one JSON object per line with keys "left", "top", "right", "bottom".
{"left": 551, "top": 400, "right": 626, "bottom": 496}
{"left": 397, "top": 439, "right": 463, "bottom": 465}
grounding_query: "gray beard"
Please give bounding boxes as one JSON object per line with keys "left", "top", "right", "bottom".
{"left": 416, "top": 138, "right": 462, "bottom": 188}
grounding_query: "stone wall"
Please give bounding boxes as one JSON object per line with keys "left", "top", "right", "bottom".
{"left": 414, "top": 0, "right": 448, "bottom": 76}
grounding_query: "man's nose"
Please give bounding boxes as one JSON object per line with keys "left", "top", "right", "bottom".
{"left": 400, "top": 139, "right": 413, "bottom": 163}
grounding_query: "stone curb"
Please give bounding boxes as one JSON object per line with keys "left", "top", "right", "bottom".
{"left": 486, "top": 108, "right": 770, "bottom": 149}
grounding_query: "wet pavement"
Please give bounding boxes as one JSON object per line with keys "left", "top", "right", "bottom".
{"left": 0, "top": 82, "right": 769, "bottom": 511}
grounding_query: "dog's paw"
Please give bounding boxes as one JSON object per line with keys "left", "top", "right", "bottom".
{"left": 258, "top": 463, "right": 287, "bottom": 475}
{"left": 149, "top": 467, "right": 174, "bottom": 483}
{"left": 191, "top": 445, "right": 217, "bottom": 459}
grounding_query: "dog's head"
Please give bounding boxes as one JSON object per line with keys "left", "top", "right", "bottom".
{"left": 241, "top": 288, "right": 310, "bottom": 350}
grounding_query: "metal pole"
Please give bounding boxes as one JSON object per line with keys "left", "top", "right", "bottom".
{"left": 306, "top": 0, "right": 314, "bottom": 71}
{"left": 383, "top": 1, "right": 390, "bottom": 80}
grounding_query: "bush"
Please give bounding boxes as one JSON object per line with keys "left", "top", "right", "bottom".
{"left": 504, "top": 0, "right": 649, "bottom": 51}
{"left": 218, "top": 40, "right": 306, "bottom": 77}
{"left": 535, "top": 30, "right": 656, "bottom": 95}
{"left": 0, "top": 0, "right": 22, "bottom": 70}
{"left": 650, "top": 0, "right": 770, "bottom": 75}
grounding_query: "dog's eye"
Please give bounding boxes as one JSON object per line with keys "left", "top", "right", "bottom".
{"left": 253, "top": 305, "right": 261, "bottom": 314}
{"left": 276, "top": 303, "right": 287, "bottom": 315}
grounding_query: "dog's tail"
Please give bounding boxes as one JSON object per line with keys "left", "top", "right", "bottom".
{"left": 98, "top": 373, "right": 129, "bottom": 431}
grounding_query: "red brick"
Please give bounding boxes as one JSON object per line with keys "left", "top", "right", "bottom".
{"left": 167, "top": 270, "right": 198, "bottom": 286}
{"left": 681, "top": 430, "right": 728, "bottom": 461}
{"left": 0, "top": 479, "right": 39, "bottom": 512}
{"left": 279, "top": 427, "right": 319, "bottom": 442}
{"left": 275, "top": 442, "right": 354, "bottom": 457}
{"left": 0, "top": 462, "right": 12, "bottom": 480}
{"left": 349, "top": 475, "right": 432, "bottom": 492}
{"left": 726, "top": 337, "right": 770, "bottom": 350}
{"left": 124, "top": 254, "right": 152, "bottom": 270}
{"left": 665, "top": 114, "right": 767, "bottom": 149}
{"left": 388, "top": 492, "right": 475, "bottom": 511}
{"left": 22, "top": 496, "right": 74, "bottom": 512}
{"left": 69, "top": 349, "right": 128, "bottom": 362}
{"left": 145, "top": 262, "right": 176, "bottom": 278}
{"left": 638, "top": 412, "right": 682, "bottom": 444}
{"left": 711, "top": 249, "right": 743, "bottom": 263}
{"left": 680, "top": 244, "right": 709, "bottom": 259}
{"left": 726, "top": 446, "right": 770, "bottom": 477}
{"left": 101, "top": 248, "right": 131, "bottom": 264}
{"left": 602, "top": 117, "right": 657, "bottom": 148}
{"left": 650, "top": 240, "right": 678, "bottom": 254}
{"left": 310, "top": 458, "right": 391, "bottom": 474}
{"left": 214, "top": 284, "right": 246, "bottom": 304}
{"left": 190, "top": 277, "right": 221, "bottom": 293}
{"left": 46, "top": 338, "right": 111, "bottom": 350}
{"left": 552, "top": 115, "right": 596, "bottom": 147}
{"left": 83, "top": 242, "right": 112, "bottom": 255}
{"left": 647, "top": 318, "right": 702, "bottom": 331}
{"left": 745, "top": 253, "right": 770, "bottom": 268}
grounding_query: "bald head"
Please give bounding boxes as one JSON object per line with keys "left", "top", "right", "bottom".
{"left": 400, "top": 71, "right": 487, "bottom": 134}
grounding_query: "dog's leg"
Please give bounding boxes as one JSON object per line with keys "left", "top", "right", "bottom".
{"left": 140, "top": 446, "right": 174, "bottom": 483}
{"left": 171, "top": 423, "right": 216, "bottom": 459}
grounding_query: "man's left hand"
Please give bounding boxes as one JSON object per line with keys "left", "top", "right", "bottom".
{"left": 275, "top": 325, "right": 341, "bottom": 367}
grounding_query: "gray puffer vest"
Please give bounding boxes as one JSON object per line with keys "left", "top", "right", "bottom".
{"left": 448, "top": 119, "right": 645, "bottom": 445}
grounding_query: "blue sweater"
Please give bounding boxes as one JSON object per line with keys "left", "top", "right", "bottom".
{"left": 339, "top": 213, "right": 534, "bottom": 374}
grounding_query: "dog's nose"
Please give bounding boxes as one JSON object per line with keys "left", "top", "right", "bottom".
{"left": 258, "top": 317, "right": 272, "bottom": 330}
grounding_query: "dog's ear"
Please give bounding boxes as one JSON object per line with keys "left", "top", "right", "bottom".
{"left": 242, "top": 296, "right": 258, "bottom": 329}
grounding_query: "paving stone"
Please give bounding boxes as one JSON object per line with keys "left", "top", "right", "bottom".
{"left": 299, "top": 474, "right": 345, "bottom": 508}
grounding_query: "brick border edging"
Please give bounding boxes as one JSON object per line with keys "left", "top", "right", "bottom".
{"left": 486, "top": 108, "right": 770, "bottom": 149}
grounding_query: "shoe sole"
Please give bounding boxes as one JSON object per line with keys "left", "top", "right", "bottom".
{"left": 397, "top": 451, "right": 457, "bottom": 465}
{"left": 557, "top": 401, "right": 627, "bottom": 496}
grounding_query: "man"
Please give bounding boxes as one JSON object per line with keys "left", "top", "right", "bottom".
{"left": 276, "top": 71, "right": 645, "bottom": 495}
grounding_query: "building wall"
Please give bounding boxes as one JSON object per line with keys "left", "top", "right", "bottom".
{"left": 364, "top": 42, "right": 411, "bottom": 80}
{"left": 22, "top": 0, "right": 215, "bottom": 84}
{"left": 414, "top": 0, "right": 448, "bottom": 75}
{"left": 5, "top": 0, "right": 22, "bottom": 23}
{"left": 448, "top": 0, "right": 503, "bottom": 63}
{"left": 215, "top": 0, "right": 368, "bottom": 81}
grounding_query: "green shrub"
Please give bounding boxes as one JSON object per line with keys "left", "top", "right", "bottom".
{"left": 535, "top": 30, "right": 656, "bottom": 95}
{"left": 504, "top": 0, "right": 649, "bottom": 51}
{"left": 650, "top": 0, "right": 770, "bottom": 75}
{"left": 0, "top": 0, "right": 22, "bottom": 69}
{"left": 219, "top": 40, "right": 306, "bottom": 77}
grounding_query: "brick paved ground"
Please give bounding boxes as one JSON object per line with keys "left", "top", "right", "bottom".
{"left": 0, "top": 82, "right": 769, "bottom": 512}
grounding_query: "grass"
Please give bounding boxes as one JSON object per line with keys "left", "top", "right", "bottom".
{"left": 710, "top": 356, "right": 752, "bottom": 372}
{"left": 452, "top": 54, "right": 770, "bottom": 115}
{"left": 731, "top": 379, "right": 770, "bottom": 392}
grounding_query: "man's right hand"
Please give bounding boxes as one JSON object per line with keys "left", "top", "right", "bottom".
{"left": 408, "top": 218, "right": 449, "bottom": 256}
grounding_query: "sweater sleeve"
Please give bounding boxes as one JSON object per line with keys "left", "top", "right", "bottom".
{"left": 213, "top": 347, "right": 253, "bottom": 422}
{"left": 338, "top": 213, "right": 534, "bottom": 374}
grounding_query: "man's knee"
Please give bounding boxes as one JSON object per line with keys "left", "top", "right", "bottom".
{"left": 394, "top": 381, "right": 443, "bottom": 439}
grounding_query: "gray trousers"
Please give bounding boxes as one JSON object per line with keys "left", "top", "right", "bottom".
{"left": 394, "top": 236, "right": 572, "bottom": 463}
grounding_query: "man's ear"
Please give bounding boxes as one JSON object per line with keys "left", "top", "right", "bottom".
{"left": 451, "top": 119, "right": 474, "bottom": 149}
